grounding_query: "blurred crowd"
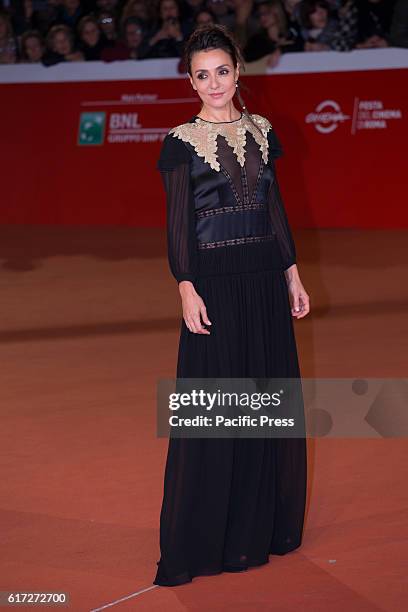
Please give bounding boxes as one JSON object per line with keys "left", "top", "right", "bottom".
{"left": 0, "top": 0, "right": 407, "bottom": 67}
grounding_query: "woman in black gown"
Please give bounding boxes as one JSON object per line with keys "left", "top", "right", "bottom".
{"left": 154, "top": 24, "right": 310, "bottom": 587}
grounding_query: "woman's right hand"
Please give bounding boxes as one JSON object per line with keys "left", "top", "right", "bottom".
{"left": 179, "top": 281, "right": 212, "bottom": 334}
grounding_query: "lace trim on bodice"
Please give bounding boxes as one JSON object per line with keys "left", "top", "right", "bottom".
{"left": 168, "top": 113, "right": 272, "bottom": 172}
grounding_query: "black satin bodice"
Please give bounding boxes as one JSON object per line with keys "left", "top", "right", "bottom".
{"left": 186, "top": 119, "right": 276, "bottom": 249}
{"left": 157, "top": 113, "right": 297, "bottom": 283}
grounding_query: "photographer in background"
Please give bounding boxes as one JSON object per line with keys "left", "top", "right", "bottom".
{"left": 144, "top": 0, "right": 186, "bottom": 58}
{"left": 244, "top": 0, "right": 303, "bottom": 65}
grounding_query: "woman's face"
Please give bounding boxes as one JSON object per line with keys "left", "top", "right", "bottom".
{"left": 81, "top": 21, "right": 100, "bottom": 47}
{"left": 53, "top": 31, "right": 72, "bottom": 55}
{"left": 310, "top": 5, "right": 328, "bottom": 29}
{"left": 189, "top": 48, "right": 238, "bottom": 113}
{"left": 25, "top": 36, "right": 44, "bottom": 62}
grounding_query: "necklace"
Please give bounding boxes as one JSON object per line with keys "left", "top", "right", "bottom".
{"left": 168, "top": 112, "right": 272, "bottom": 172}
{"left": 195, "top": 112, "right": 243, "bottom": 124}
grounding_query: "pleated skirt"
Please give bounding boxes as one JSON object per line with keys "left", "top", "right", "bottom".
{"left": 154, "top": 239, "right": 307, "bottom": 586}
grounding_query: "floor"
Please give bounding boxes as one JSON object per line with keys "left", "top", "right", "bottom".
{"left": 0, "top": 225, "right": 407, "bottom": 611}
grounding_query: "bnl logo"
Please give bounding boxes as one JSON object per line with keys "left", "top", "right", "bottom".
{"left": 78, "top": 112, "right": 106, "bottom": 146}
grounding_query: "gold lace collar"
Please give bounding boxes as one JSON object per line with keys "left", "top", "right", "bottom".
{"left": 168, "top": 113, "right": 272, "bottom": 172}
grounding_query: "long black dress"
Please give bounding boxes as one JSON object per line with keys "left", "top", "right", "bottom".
{"left": 154, "top": 111, "right": 307, "bottom": 586}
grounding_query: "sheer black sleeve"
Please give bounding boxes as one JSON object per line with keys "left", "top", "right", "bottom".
{"left": 266, "top": 129, "right": 297, "bottom": 271}
{"left": 157, "top": 133, "right": 198, "bottom": 284}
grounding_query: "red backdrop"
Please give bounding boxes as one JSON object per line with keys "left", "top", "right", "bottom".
{"left": 1, "top": 68, "right": 407, "bottom": 227}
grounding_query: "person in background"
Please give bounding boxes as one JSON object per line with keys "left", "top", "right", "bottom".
{"left": 160, "top": 0, "right": 190, "bottom": 37}
{"left": 389, "top": 0, "right": 408, "bottom": 48}
{"left": 54, "top": 0, "right": 85, "bottom": 30}
{"left": 331, "top": 0, "right": 358, "bottom": 50}
{"left": 282, "top": 0, "right": 302, "bottom": 15}
{"left": 355, "top": 0, "right": 396, "bottom": 49}
{"left": 181, "top": 0, "right": 206, "bottom": 35}
{"left": 205, "top": 0, "right": 259, "bottom": 41}
{"left": 95, "top": 0, "right": 120, "bottom": 15}
{"left": 143, "top": 0, "right": 186, "bottom": 58}
{"left": 205, "top": 0, "right": 234, "bottom": 29}
{"left": 101, "top": 15, "right": 149, "bottom": 59}
{"left": 93, "top": 0, "right": 122, "bottom": 32}
{"left": 298, "top": 0, "right": 339, "bottom": 51}
{"left": 77, "top": 14, "right": 109, "bottom": 59}
{"left": 195, "top": 7, "right": 216, "bottom": 26}
{"left": 20, "top": 28, "right": 45, "bottom": 61}
{"left": 123, "top": 14, "right": 150, "bottom": 57}
{"left": 182, "top": 0, "right": 206, "bottom": 18}
{"left": 177, "top": 5, "right": 216, "bottom": 71}
{"left": 5, "top": 0, "right": 403, "bottom": 64}
{"left": 97, "top": 10, "right": 118, "bottom": 40}
{"left": 183, "top": 0, "right": 206, "bottom": 15}
{"left": 233, "top": 0, "right": 261, "bottom": 49}
{"left": 295, "top": 0, "right": 357, "bottom": 51}
{"left": 281, "top": 0, "right": 304, "bottom": 47}
{"left": 11, "top": 0, "right": 59, "bottom": 37}
{"left": 42, "top": 23, "right": 84, "bottom": 65}
{"left": 244, "top": 0, "right": 302, "bottom": 64}
{"left": 120, "top": 0, "right": 156, "bottom": 33}
{"left": 0, "top": 9, "right": 17, "bottom": 63}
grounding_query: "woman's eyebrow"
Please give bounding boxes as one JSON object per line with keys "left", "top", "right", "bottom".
{"left": 194, "top": 64, "right": 230, "bottom": 73}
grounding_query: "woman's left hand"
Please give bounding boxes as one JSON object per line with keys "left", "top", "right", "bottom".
{"left": 285, "top": 269, "right": 310, "bottom": 319}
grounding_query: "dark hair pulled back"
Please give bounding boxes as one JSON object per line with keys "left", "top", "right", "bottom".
{"left": 182, "top": 24, "right": 263, "bottom": 137}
